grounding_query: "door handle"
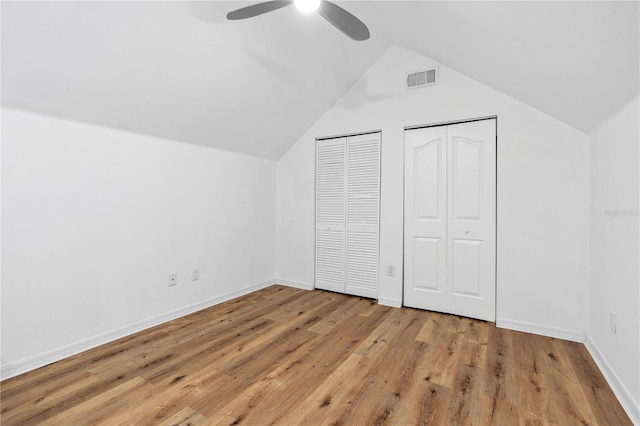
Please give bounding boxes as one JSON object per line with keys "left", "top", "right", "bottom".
{"left": 464, "top": 229, "right": 470, "bottom": 234}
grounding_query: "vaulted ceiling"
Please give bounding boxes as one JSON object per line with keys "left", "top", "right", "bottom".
{"left": 3, "top": 1, "right": 638, "bottom": 160}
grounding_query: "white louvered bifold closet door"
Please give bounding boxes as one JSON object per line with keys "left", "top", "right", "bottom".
{"left": 345, "top": 133, "right": 380, "bottom": 298}
{"left": 315, "top": 138, "right": 346, "bottom": 293}
{"left": 315, "top": 132, "right": 380, "bottom": 298}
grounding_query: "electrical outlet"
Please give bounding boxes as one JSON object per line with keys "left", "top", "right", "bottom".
{"left": 387, "top": 265, "right": 395, "bottom": 276}
{"left": 192, "top": 267, "right": 200, "bottom": 281}
{"left": 169, "top": 273, "right": 177, "bottom": 287}
{"left": 610, "top": 312, "right": 616, "bottom": 334}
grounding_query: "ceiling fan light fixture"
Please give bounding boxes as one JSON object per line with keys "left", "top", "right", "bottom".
{"left": 226, "top": 0, "right": 369, "bottom": 41}
{"left": 294, "top": 0, "right": 321, "bottom": 13}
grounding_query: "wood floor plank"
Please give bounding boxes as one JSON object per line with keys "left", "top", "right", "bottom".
{"left": 0, "top": 373, "right": 101, "bottom": 426}
{"left": 488, "top": 327, "right": 526, "bottom": 424}
{"left": 445, "top": 337, "right": 486, "bottom": 425}
{"left": 382, "top": 341, "right": 452, "bottom": 426}
{"left": 277, "top": 352, "right": 375, "bottom": 425}
{"left": 0, "top": 285, "right": 632, "bottom": 425}
{"left": 94, "top": 373, "right": 209, "bottom": 425}
{"left": 152, "top": 370, "right": 235, "bottom": 424}
{"left": 507, "top": 331, "right": 552, "bottom": 425}
{"left": 354, "top": 307, "right": 412, "bottom": 358}
{"left": 39, "top": 376, "right": 150, "bottom": 426}
{"left": 134, "top": 316, "right": 278, "bottom": 384}
{"left": 306, "top": 295, "right": 364, "bottom": 335}
{"left": 158, "top": 406, "right": 209, "bottom": 426}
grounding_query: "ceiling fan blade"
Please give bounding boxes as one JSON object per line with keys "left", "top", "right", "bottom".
{"left": 317, "top": 1, "right": 370, "bottom": 41}
{"left": 227, "top": 1, "right": 293, "bottom": 20}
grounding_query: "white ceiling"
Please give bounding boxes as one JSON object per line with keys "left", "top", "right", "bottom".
{"left": 351, "top": 1, "right": 640, "bottom": 133}
{"left": 2, "top": 1, "right": 638, "bottom": 160}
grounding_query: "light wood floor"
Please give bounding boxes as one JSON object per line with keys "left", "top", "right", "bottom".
{"left": 1, "top": 285, "right": 631, "bottom": 425}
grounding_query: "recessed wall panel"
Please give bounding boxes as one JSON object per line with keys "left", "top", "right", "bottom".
{"left": 414, "top": 139, "right": 442, "bottom": 220}
{"left": 413, "top": 237, "right": 441, "bottom": 291}
{"left": 452, "top": 137, "right": 483, "bottom": 220}
{"left": 451, "top": 239, "right": 482, "bottom": 297}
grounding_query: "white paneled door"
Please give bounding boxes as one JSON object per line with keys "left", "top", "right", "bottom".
{"left": 404, "top": 119, "right": 496, "bottom": 321}
{"left": 316, "top": 133, "right": 380, "bottom": 299}
{"left": 404, "top": 125, "right": 448, "bottom": 312}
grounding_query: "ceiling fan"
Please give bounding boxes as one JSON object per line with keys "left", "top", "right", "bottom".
{"left": 226, "top": 0, "right": 370, "bottom": 41}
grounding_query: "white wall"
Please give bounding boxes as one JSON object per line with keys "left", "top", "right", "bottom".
{"left": 276, "top": 45, "right": 590, "bottom": 339}
{"left": 1, "top": 108, "right": 277, "bottom": 377}
{"left": 587, "top": 96, "right": 639, "bottom": 423}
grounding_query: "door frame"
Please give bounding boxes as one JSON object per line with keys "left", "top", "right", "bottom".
{"left": 402, "top": 116, "right": 498, "bottom": 320}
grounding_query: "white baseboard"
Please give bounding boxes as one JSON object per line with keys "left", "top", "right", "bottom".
{"left": 496, "top": 317, "right": 586, "bottom": 342}
{"left": 585, "top": 336, "right": 640, "bottom": 425}
{"left": 276, "top": 278, "right": 314, "bottom": 291}
{"left": 0, "top": 278, "right": 275, "bottom": 381}
{"left": 378, "top": 297, "right": 402, "bottom": 308}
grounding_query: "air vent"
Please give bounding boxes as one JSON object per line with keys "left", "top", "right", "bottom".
{"left": 405, "top": 67, "right": 438, "bottom": 90}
